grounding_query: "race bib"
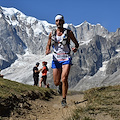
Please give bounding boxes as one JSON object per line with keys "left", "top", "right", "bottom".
{"left": 53, "top": 52, "right": 69, "bottom": 61}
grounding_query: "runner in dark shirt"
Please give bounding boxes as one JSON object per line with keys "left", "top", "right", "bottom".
{"left": 33, "top": 62, "right": 41, "bottom": 86}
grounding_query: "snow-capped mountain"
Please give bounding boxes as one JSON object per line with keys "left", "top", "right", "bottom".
{"left": 1, "top": 6, "right": 120, "bottom": 90}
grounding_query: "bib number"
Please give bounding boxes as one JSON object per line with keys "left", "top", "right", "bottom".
{"left": 54, "top": 53, "right": 69, "bottom": 61}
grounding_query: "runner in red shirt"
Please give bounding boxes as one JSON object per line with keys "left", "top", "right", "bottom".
{"left": 39, "top": 61, "right": 49, "bottom": 88}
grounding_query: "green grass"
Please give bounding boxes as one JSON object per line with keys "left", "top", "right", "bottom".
{"left": 0, "top": 77, "right": 55, "bottom": 118}
{"left": 67, "top": 85, "right": 120, "bottom": 120}
{"left": 0, "top": 77, "right": 54, "bottom": 99}
{"left": 1, "top": 77, "right": 120, "bottom": 120}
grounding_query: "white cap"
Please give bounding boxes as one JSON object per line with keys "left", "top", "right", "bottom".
{"left": 55, "top": 15, "right": 64, "bottom": 21}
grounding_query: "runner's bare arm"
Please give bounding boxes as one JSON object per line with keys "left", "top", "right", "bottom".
{"left": 69, "top": 31, "right": 79, "bottom": 52}
{"left": 35, "top": 69, "right": 41, "bottom": 73}
{"left": 41, "top": 67, "right": 45, "bottom": 73}
{"left": 38, "top": 68, "right": 42, "bottom": 72}
{"left": 46, "top": 33, "right": 52, "bottom": 55}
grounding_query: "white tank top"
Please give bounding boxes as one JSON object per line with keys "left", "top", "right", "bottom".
{"left": 53, "top": 35, "right": 71, "bottom": 61}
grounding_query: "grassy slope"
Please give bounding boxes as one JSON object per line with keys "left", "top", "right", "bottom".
{"left": 0, "top": 77, "right": 55, "bottom": 118}
{"left": 68, "top": 85, "right": 120, "bottom": 120}
{"left": 0, "top": 77, "right": 120, "bottom": 120}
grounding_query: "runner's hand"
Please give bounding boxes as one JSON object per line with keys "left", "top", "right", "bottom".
{"left": 72, "top": 47, "right": 78, "bottom": 53}
{"left": 46, "top": 49, "right": 51, "bottom": 55}
{"left": 39, "top": 68, "right": 42, "bottom": 71}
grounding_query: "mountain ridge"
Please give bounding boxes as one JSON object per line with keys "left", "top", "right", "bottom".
{"left": 0, "top": 6, "right": 120, "bottom": 91}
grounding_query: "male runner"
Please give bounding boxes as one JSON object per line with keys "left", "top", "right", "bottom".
{"left": 46, "top": 14, "right": 79, "bottom": 107}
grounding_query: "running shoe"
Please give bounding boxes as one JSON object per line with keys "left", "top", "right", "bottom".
{"left": 61, "top": 99, "right": 67, "bottom": 107}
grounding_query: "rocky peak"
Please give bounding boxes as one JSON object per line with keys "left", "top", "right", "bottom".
{"left": 1, "top": 7, "right": 120, "bottom": 91}
{"left": 116, "top": 28, "right": 120, "bottom": 35}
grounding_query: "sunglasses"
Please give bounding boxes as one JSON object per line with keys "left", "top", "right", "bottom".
{"left": 56, "top": 19, "right": 63, "bottom": 22}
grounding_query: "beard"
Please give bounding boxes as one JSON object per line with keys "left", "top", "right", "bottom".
{"left": 57, "top": 24, "right": 63, "bottom": 28}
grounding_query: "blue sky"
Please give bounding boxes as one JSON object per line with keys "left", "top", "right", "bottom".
{"left": 0, "top": 0, "right": 120, "bottom": 32}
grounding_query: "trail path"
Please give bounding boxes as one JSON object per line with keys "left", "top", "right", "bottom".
{"left": 37, "top": 94, "right": 86, "bottom": 120}
{"left": 9, "top": 91, "right": 115, "bottom": 120}
{"left": 10, "top": 93, "right": 86, "bottom": 120}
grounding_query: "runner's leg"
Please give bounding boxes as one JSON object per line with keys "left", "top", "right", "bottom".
{"left": 34, "top": 77, "right": 39, "bottom": 86}
{"left": 53, "top": 68, "right": 62, "bottom": 86}
{"left": 61, "top": 64, "right": 71, "bottom": 99}
{"left": 39, "top": 77, "right": 43, "bottom": 87}
{"left": 43, "top": 76, "right": 47, "bottom": 87}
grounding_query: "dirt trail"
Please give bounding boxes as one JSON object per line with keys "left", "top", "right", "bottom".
{"left": 9, "top": 93, "right": 86, "bottom": 120}
{"left": 8, "top": 92, "right": 115, "bottom": 120}
{"left": 37, "top": 94, "right": 86, "bottom": 120}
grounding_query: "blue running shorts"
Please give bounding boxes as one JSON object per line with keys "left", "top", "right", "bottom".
{"left": 52, "top": 57, "right": 72, "bottom": 69}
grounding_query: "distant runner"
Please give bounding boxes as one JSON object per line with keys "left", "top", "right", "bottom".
{"left": 39, "top": 61, "right": 49, "bottom": 88}
{"left": 46, "top": 14, "right": 79, "bottom": 107}
{"left": 33, "top": 62, "right": 41, "bottom": 86}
